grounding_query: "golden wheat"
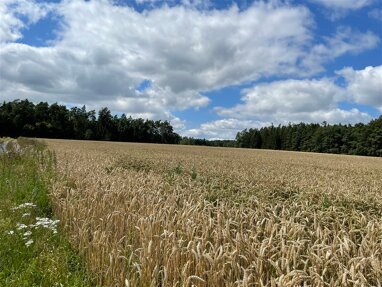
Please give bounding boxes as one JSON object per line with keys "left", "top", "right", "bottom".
{"left": 45, "top": 139, "right": 382, "bottom": 287}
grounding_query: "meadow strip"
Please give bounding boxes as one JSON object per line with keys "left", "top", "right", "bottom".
{"left": 0, "top": 138, "right": 94, "bottom": 287}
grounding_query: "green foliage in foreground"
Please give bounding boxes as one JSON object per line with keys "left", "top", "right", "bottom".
{"left": 0, "top": 138, "right": 93, "bottom": 287}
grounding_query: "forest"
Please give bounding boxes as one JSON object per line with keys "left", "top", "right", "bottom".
{"left": 1, "top": 99, "right": 381, "bottom": 156}
{"left": 235, "top": 118, "right": 382, "bottom": 156}
{"left": 0, "top": 100, "right": 180, "bottom": 144}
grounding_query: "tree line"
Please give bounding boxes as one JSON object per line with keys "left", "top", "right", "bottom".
{"left": 180, "top": 137, "right": 236, "bottom": 147}
{"left": 1, "top": 99, "right": 381, "bottom": 156}
{"left": 0, "top": 100, "right": 180, "bottom": 144}
{"left": 236, "top": 118, "right": 382, "bottom": 156}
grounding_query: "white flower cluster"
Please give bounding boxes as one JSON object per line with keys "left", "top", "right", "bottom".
{"left": 17, "top": 223, "right": 28, "bottom": 230}
{"left": 31, "top": 217, "right": 60, "bottom": 234}
{"left": 12, "top": 202, "right": 37, "bottom": 211}
{"left": 25, "top": 239, "right": 34, "bottom": 247}
{"left": 6, "top": 202, "right": 60, "bottom": 247}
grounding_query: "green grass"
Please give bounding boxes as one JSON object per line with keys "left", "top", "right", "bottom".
{"left": 0, "top": 138, "right": 94, "bottom": 287}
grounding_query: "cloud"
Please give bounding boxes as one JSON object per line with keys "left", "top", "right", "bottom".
{"left": 0, "top": 43, "right": 203, "bottom": 127}
{"left": 185, "top": 107, "right": 372, "bottom": 139}
{"left": 308, "top": 0, "right": 374, "bottom": 20}
{"left": 216, "top": 79, "right": 345, "bottom": 117}
{"left": 0, "top": 0, "right": 310, "bottom": 121}
{"left": 135, "top": 0, "right": 162, "bottom": 4}
{"left": 0, "top": 1, "right": 313, "bottom": 111}
{"left": 0, "top": 0, "right": 379, "bottom": 134}
{"left": 2, "top": 1, "right": 376, "bottom": 95}
{"left": 338, "top": 65, "right": 382, "bottom": 111}
{"left": 0, "top": 0, "right": 51, "bottom": 43}
{"left": 369, "top": 8, "right": 382, "bottom": 21}
{"left": 54, "top": 0, "right": 318, "bottom": 90}
{"left": 133, "top": 0, "right": 212, "bottom": 9}
{"left": 214, "top": 77, "right": 372, "bottom": 127}
{"left": 195, "top": 67, "right": 380, "bottom": 139}
{"left": 309, "top": 0, "right": 373, "bottom": 10}
{"left": 183, "top": 118, "right": 270, "bottom": 140}
{"left": 301, "top": 27, "right": 379, "bottom": 73}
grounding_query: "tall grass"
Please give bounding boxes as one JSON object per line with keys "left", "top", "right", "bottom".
{"left": 0, "top": 138, "right": 93, "bottom": 286}
{"left": 47, "top": 139, "right": 382, "bottom": 286}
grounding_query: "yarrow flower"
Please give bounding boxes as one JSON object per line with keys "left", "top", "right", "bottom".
{"left": 12, "top": 203, "right": 36, "bottom": 211}
{"left": 25, "top": 239, "right": 34, "bottom": 247}
{"left": 17, "top": 223, "right": 28, "bottom": 230}
{"left": 32, "top": 217, "right": 60, "bottom": 233}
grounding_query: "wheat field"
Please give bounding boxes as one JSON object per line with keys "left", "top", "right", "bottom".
{"left": 45, "top": 139, "right": 382, "bottom": 287}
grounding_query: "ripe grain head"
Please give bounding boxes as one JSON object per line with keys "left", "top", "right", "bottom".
{"left": 46, "top": 139, "right": 382, "bottom": 286}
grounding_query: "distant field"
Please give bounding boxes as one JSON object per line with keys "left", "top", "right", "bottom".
{"left": 46, "top": 139, "right": 382, "bottom": 286}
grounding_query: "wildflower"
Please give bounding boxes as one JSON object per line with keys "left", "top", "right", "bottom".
{"left": 7, "top": 230, "right": 14, "bottom": 235}
{"left": 22, "top": 213, "right": 31, "bottom": 217}
{"left": 35, "top": 217, "right": 60, "bottom": 229}
{"left": 23, "top": 231, "right": 32, "bottom": 237}
{"left": 33, "top": 217, "right": 60, "bottom": 233}
{"left": 25, "top": 239, "right": 34, "bottom": 247}
{"left": 12, "top": 202, "right": 36, "bottom": 211}
{"left": 17, "top": 223, "right": 28, "bottom": 230}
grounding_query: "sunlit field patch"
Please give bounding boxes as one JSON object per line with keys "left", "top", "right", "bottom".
{"left": 46, "top": 139, "right": 382, "bottom": 286}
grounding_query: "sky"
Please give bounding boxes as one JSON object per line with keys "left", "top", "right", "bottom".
{"left": 0, "top": 0, "right": 381, "bottom": 139}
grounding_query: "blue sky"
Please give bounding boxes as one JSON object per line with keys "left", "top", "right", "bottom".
{"left": 1, "top": 0, "right": 381, "bottom": 139}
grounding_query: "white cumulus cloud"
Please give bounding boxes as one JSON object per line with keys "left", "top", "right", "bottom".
{"left": 0, "top": 0, "right": 51, "bottom": 43}
{"left": 206, "top": 77, "right": 373, "bottom": 138}
{"left": 0, "top": 0, "right": 379, "bottom": 135}
{"left": 0, "top": 0, "right": 315, "bottom": 121}
{"left": 216, "top": 79, "right": 346, "bottom": 117}
{"left": 183, "top": 118, "right": 270, "bottom": 140}
{"left": 301, "top": 27, "right": 379, "bottom": 72}
{"left": 309, "top": 0, "right": 373, "bottom": 10}
{"left": 338, "top": 65, "right": 382, "bottom": 111}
